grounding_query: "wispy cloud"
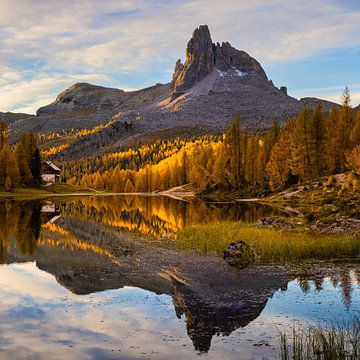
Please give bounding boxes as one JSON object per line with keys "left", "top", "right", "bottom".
{"left": 300, "top": 92, "right": 360, "bottom": 107}
{"left": 0, "top": 74, "right": 109, "bottom": 113}
{"left": 292, "top": 84, "right": 360, "bottom": 106}
{"left": 0, "top": 0, "right": 359, "bottom": 113}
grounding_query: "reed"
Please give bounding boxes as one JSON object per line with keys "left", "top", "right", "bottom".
{"left": 278, "top": 320, "right": 360, "bottom": 359}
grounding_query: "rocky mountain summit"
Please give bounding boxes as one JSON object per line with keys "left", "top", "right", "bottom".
{"left": 37, "top": 83, "right": 125, "bottom": 116}
{"left": 7, "top": 25, "right": 339, "bottom": 158}
{"left": 0, "top": 111, "right": 34, "bottom": 125}
{"left": 172, "top": 25, "right": 267, "bottom": 96}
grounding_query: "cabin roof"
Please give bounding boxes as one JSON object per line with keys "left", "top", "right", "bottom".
{"left": 44, "top": 161, "right": 61, "bottom": 172}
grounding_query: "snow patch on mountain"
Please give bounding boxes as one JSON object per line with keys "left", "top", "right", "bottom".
{"left": 216, "top": 68, "right": 248, "bottom": 78}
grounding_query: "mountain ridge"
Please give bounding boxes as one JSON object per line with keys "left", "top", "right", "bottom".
{"left": 172, "top": 25, "right": 267, "bottom": 96}
{"left": 0, "top": 111, "right": 34, "bottom": 125}
{"left": 5, "top": 25, "right": 340, "bottom": 159}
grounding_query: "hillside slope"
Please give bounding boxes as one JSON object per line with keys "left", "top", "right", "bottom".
{"left": 0, "top": 111, "right": 34, "bottom": 125}
{"left": 8, "top": 25, "right": 339, "bottom": 159}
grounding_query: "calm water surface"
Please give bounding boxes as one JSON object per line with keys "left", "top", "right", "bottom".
{"left": 0, "top": 196, "right": 359, "bottom": 360}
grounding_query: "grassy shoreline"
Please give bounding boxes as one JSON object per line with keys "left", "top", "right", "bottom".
{"left": 176, "top": 221, "right": 360, "bottom": 262}
{"left": 0, "top": 184, "right": 96, "bottom": 200}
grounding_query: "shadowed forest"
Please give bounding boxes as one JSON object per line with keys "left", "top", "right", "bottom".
{"left": 0, "top": 123, "right": 42, "bottom": 191}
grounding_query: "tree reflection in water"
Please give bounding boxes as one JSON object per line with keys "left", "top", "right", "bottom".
{"left": 0, "top": 200, "right": 42, "bottom": 262}
{"left": 61, "top": 195, "right": 282, "bottom": 235}
{"left": 0, "top": 197, "right": 359, "bottom": 353}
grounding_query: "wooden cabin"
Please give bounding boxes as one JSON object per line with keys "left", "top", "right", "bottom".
{"left": 42, "top": 161, "right": 61, "bottom": 183}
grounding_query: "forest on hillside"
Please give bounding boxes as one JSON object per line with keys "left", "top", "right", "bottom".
{"left": 0, "top": 122, "right": 42, "bottom": 191}
{"left": 63, "top": 89, "right": 360, "bottom": 195}
{"left": 1, "top": 89, "right": 358, "bottom": 196}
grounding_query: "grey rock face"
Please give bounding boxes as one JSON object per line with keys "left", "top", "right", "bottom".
{"left": 173, "top": 25, "right": 215, "bottom": 95}
{"left": 172, "top": 59, "right": 184, "bottom": 82}
{"left": 280, "top": 86, "right": 288, "bottom": 95}
{"left": 214, "top": 41, "right": 267, "bottom": 79}
{"left": 0, "top": 111, "right": 34, "bottom": 125}
{"left": 173, "top": 25, "right": 267, "bottom": 95}
{"left": 299, "top": 97, "right": 339, "bottom": 110}
{"left": 7, "top": 25, "right": 340, "bottom": 159}
{"left": 36, "top": 83, "right": 125, "bottom": 116}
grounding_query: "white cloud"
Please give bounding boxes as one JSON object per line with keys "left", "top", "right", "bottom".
{"left": 2, "top": 0, "right": 360, "bottom": 68}
{"left": 0, "top": 65, "right": 23, "bottom": 84}
{"left": 312, "top": 92, "right": 360, "bottom": 107}
{"left": 0, "top": 0, "right": 359, "bottom": 112}
{"left": 292, "top": 84, "right": 360, "bottom": 107}
{"left": 0, "top": 73, "right": 109, "bottom": 114}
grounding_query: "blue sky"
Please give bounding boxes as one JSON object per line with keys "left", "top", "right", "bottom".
{"left": 0, "top": 0, "right": 359, "bottom": 114}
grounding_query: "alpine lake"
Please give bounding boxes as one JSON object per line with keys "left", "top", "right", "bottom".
{"left": 0, "top": 195, "right": 359, "bottom": 360}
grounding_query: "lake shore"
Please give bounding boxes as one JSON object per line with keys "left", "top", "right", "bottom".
{"left": 0, "top": 194, "right": 359, "bottom": 359}
{"left": 1, "top": 175, "right": 359, "bottom": 237}
{"left": 0, "top": 184, "right": 97, "bottom": 199}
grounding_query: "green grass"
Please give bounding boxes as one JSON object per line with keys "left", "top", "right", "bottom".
{"left": 0, "top": 187, "right": 52, "bottom": 199}
{"left": 176, "top": 221, "right": 360, "bottom": 261}
{"left": 42, "top": 183, "right": 93, "bottom": 194}
{"left": 0, "top": 183, "right": 94, "bottom": 200}
{"left": 279, "top": 320, "right": 360, "bottom": 359}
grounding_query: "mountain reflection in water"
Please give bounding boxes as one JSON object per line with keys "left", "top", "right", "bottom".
{"left": 0, "top": 196, "right": 359, "bottom": 357}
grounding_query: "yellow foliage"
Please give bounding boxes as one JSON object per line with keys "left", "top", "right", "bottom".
{"left": 42, "top": 143, "right": 70, "bottom": 157}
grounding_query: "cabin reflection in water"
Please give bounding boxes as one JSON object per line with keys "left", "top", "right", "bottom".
{"left": 0, "top": 197, "right": 359, "bottom": 353}
{"left": 41, "top": 201, "right": 61, "bottom": 223}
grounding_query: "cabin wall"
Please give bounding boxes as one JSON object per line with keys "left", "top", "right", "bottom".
{"left": 42, "top": 166, "right": 60, "bottom": 175}
{"left": 42, "top": 174, "right": 60, "bottom": 183}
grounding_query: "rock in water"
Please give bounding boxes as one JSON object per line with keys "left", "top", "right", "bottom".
{"left": 223, "top": 240, "right": 258, "bottom": 268}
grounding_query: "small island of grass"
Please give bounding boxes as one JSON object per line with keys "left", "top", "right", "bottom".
{"left": 177, "top": 221, "right": 360, "bottom": 262}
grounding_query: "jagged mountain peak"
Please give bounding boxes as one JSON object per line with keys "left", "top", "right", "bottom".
{"left": 9, "top": 25, "right": 340, "bottom": 159}
{"left": 172, "top": 25, "right": 267, "bottom": 96}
